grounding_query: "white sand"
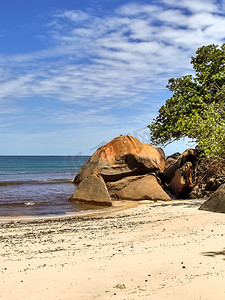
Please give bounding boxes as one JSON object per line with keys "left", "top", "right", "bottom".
{"left": 1, "top": 199, "right": 225, "bottom": 300}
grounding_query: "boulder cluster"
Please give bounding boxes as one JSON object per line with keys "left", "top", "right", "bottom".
{"left": 70, "top": 135, "right": 225, "bottom": 212}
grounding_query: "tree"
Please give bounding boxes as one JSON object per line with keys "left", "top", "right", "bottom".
{"left": 148, "top": 44, "right": 225, "bottom": 158}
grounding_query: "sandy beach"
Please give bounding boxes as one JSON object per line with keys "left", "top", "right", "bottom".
{"left": 1, "top": 199, "right": 225, "bottom": 300}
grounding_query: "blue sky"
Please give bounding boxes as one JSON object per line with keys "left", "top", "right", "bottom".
{"left": 0, "top": 0, "right": 225, "bottom": 155}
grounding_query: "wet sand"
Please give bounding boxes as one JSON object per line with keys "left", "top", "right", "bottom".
{"left": 1, "top": 199, "right": 225, "bottom": 300}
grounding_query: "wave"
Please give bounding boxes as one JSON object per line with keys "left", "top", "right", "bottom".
{"left": 0, "top": 200, "right": 54, "bottom": 207}
{"left": 0, "top": 201, "right": 37, "bottom": 207}
{"left": 0, "top": 178, "right": 74, "bottom": 187}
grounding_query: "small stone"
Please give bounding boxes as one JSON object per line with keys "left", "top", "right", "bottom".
{"left": 114, "top": 284, "right": 126, "bottom": 289}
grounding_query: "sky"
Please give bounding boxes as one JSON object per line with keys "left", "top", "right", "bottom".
{"left": 0, "top": 0, "right": 225, "bottom": 155}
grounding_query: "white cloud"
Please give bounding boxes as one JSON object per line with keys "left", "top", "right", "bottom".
{"left": 0, "top": 0, "right": 225, "bottom": 132}
{"left": 162, "top": 0, "right": 219, "bottom": 13}
{"left": 116, "top": 3, "right": 160, "bottom": 16}
{"left": 55, "top": 10, "right": 90, "bottom": 22}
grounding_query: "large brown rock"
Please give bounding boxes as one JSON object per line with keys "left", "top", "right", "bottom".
{"left": 199, "top": 184, "right": 225, "bottom": 213}
{"left": 164, "top": 149, "right": 196, "bottom": 184}
{"left": 165, "top": 152, "right": 181, "bottom": 169}
{"left": 169, "top": 162, "right": 193, "bottom": 198}
{"left": 165, "top": 157, "right": 177, "bottom": 169}
{"left": 70, "top": 174, "right": 112, "bottom": 206}
{"left": 115, "top": 175, "right": 171, "bottom": 201}
{"left": 74, "top": 136, "right": 166, "bottom": 184}
{"left": 106, "top": 174, "right": 146, "bottom": 196}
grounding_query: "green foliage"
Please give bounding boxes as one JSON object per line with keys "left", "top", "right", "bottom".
{"left": 148, "top": 44, "right": 225, "bottom": 158}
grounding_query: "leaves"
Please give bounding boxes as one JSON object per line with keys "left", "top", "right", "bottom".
{"left": 149, "top": 44, "right": 225, "bottom": 158}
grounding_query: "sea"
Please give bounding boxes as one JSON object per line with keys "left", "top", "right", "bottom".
{"left": 0, "top": 156, "right": 104, "bottom": 218}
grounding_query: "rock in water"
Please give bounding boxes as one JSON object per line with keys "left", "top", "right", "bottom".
{"left": 199, "top": 184, "right": 225, "bottom": 213}
{"left": 74, "top": 136, "right": 165, "bottom": 184}
{"left": 70, "top": 174, "right": 112, "bottom": 206}
{"left": 115, "top": 175, "right": 171, "bottom": 201}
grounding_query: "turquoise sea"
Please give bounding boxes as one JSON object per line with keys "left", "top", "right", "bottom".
{"left": 0, "top": 156, "right": 93, "bottom": 217}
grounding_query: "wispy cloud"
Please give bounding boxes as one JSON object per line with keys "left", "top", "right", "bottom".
{"left": 162, "top": 0, "right": 219, "bottom": 13}
{"left": 0, "top": 0, "right": 225, "bottom": 131}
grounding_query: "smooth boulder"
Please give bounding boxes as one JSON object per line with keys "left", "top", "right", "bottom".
{"left": 115, "top": 175, "right": 171, "bottom": 201}
{"left": 74, "top": 135, "right": 165, "bottom": 184}
{"left": 199, "top": 184, "right": 225, "bottom": 213}
{"left": 165, "top": 152, "right": 181, "bottom": 169}
{"left": 164, "top": 149, "right": 196, "bottom": 184}
{"left": 169, "top": 162, "right": 193, "bottom": 198}
{"left": 106, "top": 174, "right": 146, "bottom": 196}
{"left": 70, "top": 174, "right": 112, "bottom": 206}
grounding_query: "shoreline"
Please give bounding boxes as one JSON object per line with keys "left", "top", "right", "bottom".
{"left": 1, "top": 199, "right": 225, "bottom": 300}
{"left": 0, "top": 200, "right": 138, "bottom": 223}
{"left": 0, "top": 198, "right": 204, "bottom": 223}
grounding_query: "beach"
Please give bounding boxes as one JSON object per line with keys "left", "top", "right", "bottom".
{"left": 1, "top": 199, "right": 225, "bottom": 300}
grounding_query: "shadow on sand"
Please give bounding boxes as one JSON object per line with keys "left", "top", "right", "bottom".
{"left": 201, "top": 248, "right": 225, "bottom": 259}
